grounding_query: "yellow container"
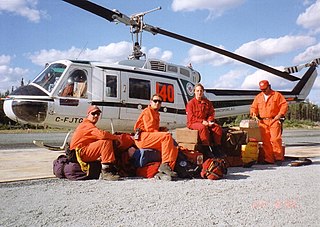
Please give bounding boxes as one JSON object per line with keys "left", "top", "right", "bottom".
{"left": 241, "top": 141, "right": 259, "bottom": 164}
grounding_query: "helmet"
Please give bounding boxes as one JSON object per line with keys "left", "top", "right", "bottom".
{"left": 67, "top": 70, "right": 87, "bottom": 84}
{"left": 72, "top": 70, "right": 87, "bottom": 82}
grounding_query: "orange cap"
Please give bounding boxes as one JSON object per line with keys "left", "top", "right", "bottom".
{"left": 87, "top": 105, "right": 101, "bottom": 115}
{"left": 259, "top": 80, "right": 269, "bottom": 90}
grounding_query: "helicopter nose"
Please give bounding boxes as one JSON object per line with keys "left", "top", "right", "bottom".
{"left": 4, "top": 85, "right": 49, "bottom": 124}
{"left": 4, "top": 99, "right": 48, "bottom": 124}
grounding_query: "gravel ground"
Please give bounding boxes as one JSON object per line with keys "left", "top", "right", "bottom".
{"left": 1, "top": 158, "right": 319, "bottom": 227}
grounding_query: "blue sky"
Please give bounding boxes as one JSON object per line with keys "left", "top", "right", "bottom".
{"left": 1, "top": 0, "right": 319, "bottom": 104}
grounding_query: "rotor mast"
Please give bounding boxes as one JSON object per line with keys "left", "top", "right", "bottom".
{"left": 127, "top": 7, "right": 162, "bottom": 59}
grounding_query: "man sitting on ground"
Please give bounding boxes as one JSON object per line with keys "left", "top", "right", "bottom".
{"left": 70, "top": 105, "right": 121, "bottom": 181}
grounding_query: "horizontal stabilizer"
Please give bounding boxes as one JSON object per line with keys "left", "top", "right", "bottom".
{"left": 284, "top": 58, "right": 320, "bottom": 73}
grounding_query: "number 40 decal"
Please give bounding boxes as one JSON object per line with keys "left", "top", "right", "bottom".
{"left": 156, "top": 82, "right": 174, "bottom": 103}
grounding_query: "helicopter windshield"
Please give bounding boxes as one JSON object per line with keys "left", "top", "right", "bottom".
{"left": 33, "top": 63, "right": 67, "bottom": 92}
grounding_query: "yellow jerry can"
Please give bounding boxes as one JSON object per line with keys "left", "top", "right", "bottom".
{"left": 241, "top": 141, "right": 259, "bottom": 164}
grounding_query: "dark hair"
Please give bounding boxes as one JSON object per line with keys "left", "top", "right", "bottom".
{"left": 151, "top": 93, "right": 163, "bottom": 101}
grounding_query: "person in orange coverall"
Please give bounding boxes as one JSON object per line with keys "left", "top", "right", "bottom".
{"left": 70, "top": 105, "right": 121, "bottom": 180}
{"left": 186, "top": 83, "right": 222, "bottom": 151}
{"left": 134, "top": 94, "right": 178, "bottom": 180}
{"left": 250, "top": 80, "right": 288, "bottom": 165}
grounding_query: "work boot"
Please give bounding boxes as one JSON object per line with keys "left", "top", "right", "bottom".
{"left": 158, "top": 163, "right": 178, "bottom": 177}
{"left": 154, "top": 172, "right": 172, "bottom": 181}
{"left": 101, "top": 164, "right": 120, "bottom": 181}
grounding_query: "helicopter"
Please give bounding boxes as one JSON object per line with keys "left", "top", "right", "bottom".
{"left": 3, "top": 0, "right": 319, "bottom": 137}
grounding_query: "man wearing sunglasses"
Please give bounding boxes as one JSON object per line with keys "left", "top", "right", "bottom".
{"left": 70, "top": 105, "right": 121, "bottom": 180}
{"left": 186, "top": 83, "right": 222, "bottom": 157}
{"left": 134, "top": 94, "right": 178, "bottom": 180}
{"left": 250, "top": 80, "right": 288, "bottom": 165}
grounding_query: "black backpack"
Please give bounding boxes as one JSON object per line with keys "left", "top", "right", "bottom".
{"left": 174, "top": 151, "right": 201, "bottom": 179}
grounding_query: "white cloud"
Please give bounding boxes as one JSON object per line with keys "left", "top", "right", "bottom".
{"left": 147, "top": 47, "right": 173, "bottom": 61}
{"left": 0, "top": 55, "right": 29, "bottom": 93}
{"left": 235, "top": 35, "right": 316, "bottom": 61}
{"left": 28, "top": 42, "right": 173, "bottom": 66}
{"left": 0, "top": 55, "right": 11, "bottom": 65}
{"left": 0, "top": 0, "right": 45, "bottom": 22}
{"left": 186, "top": 45, "right": 231, "bottom": 66}
{"left": 28, "top": 41, "right": 133, "bottom": 66}
{"left": 212, "top": 69, "right": 247, "bottom": 89}
{"left": 241, "top": 67, "right": 293, "bottom": 91}
{"left": 297, "top": 0, "right": 320, "bottom": 34}
{"left": 171, "top": 0, "right": 245, "bottom": 18}
{"left": 186, "top": 35, "right": 316, "bottom": 68}
{"left": 293, "top": 43, "right": 320, "bottom": 64}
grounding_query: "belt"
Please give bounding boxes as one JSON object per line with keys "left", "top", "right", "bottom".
{"left": 260, "top": 117, "right": 275, "bottom": 120}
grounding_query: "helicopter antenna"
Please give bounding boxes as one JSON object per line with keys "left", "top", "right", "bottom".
{"left": 128, "top": 7, "right": 161, "bottom": 60}
{"left": 76, "top": 41, "right": 88, "bottom": 60}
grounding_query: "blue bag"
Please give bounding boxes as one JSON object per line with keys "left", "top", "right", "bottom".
{"left": 132, "top": 149, "right": 161, "bottom": 167}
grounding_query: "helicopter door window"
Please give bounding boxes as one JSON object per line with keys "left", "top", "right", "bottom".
{"left": 59, "top": 69, "right": 87, "bottom": 98}
{"left": 105, "top": 75, "right": 117, "bottom": 97}
{"left": 129, "top": 78, "right": 150, "bottom": 100}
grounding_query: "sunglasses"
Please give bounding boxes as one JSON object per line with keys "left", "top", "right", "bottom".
{"left": 152, "top": 99, "right": 162, "bottom": 104}
{"left": 91, "top": 112, "right": 101, "bottom": 116}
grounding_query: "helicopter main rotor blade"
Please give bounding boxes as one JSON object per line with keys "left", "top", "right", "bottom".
{"left": 63, "top": 0, "right": 117, "bottom": 22}
{"left": 148, "top": 27, "right": 300, "bottom": 81}
{"left": 63, "top": 0, "right": 300, "bottom": 82}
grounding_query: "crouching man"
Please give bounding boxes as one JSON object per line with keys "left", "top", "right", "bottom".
{"left": 70, "top": 105, "right": 121, "bottom": 181}
{"left": 134, "top": 94, "right": 178, "bottom": 180}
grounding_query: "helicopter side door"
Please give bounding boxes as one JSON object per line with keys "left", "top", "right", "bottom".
{"left": 90, "top": 67, "right": 121, "bottom": 130}
{"left": 118, "top": 71, "right": 151, "bottom": 131}
{"left": 119, "top": 71, "right": 183, "bottom": 130}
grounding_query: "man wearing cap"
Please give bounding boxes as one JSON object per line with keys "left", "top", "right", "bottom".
{"left": 250, "top": 80, "right": 288, "bottom": 165}
{"left": 70, "top": 105, "right": 121, "bottom": 180}
{"left": 134, "top": 93, "right": 178, "bottom": 180}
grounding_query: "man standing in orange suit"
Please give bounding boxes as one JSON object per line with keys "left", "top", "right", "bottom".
{"left": 134, "top": 94, "right": 178, "bottom": 180}
{"left": 70, "top": 105, "right": 121, "bottom": 180}
{"left": 250, "top": 80, "right": 288, "bottom": 165}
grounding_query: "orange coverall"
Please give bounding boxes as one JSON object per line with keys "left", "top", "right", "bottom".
{"left": 70, "top": 118, "right": 119, "bottom": 163}
{"left": 134, "top": 106, "right": 178, "bottom": 169}
{"left": 250, "top": 90, "right": 288, "bottom": 163}
{"left": 186, "top": 97, "right": 222, "bottom": 145}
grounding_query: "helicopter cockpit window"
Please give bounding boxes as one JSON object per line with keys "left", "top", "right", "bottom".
{"left": 129, "top": 78, "right": 150, "bottom": 100}
{"left": 105, "top": 75, "right": 117, "bottom": 97}
{"left": 34, "top": 63, "right": 67, "bottom": 92}
{"left": 59, "top": 69, "right": 87, "bottom": 98}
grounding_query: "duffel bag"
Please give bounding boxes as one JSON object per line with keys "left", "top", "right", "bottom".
{"left": 201, "top": 158, "right": 227, "bottom": 180}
